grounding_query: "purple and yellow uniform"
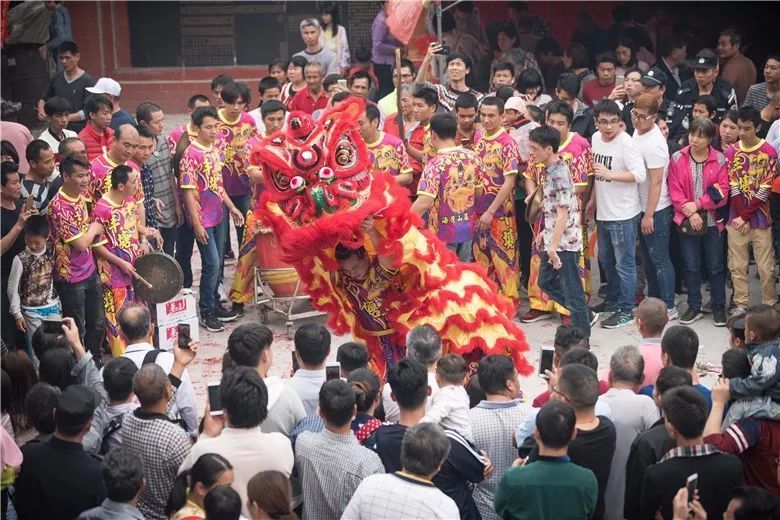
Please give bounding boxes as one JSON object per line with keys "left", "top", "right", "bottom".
{"left": 473, "top": 128, "right": 521, "bottom": 302}
{"left": 417, "top": 146, "right": 483, "bottom": 245}
{"left": 92, "top": 195, "right": 142, "bottom": 356}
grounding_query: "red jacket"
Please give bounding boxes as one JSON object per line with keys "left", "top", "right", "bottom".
{"left": 78, "top": 123, "right": 114, "bottom": 161}
{"left": 667, "top": 145, "right": 729, "bottom": 232}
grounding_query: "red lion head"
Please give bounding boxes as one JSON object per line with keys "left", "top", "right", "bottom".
{"left": 250, "top": 98, "right": 372, "bottom": 228}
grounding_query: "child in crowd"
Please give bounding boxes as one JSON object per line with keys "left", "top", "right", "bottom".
{"left": 421, "top": 353, "right": 474, "bottom": 443}
{"left": 724, "top": 305, "right": 780, "bottom": 428}
{"left": 6, "top": 215, "right": 61, "bottom": 358}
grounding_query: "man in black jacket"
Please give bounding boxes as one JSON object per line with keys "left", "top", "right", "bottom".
{"left": 655, "top": 36, "right": 692, "bottom": 101}
{"left": 667, "top": 49, "right": 737, "bottom": 141}
{"left": 639, "top": 386, "right": 743, "bottom": 520}
{"left": 555, "top": 73, "right": 596, "bottom": 141}
{"left": 15, "top": 385, "right": 105, "bottom": 520}
{"left": 624, "top": 366, "right": 692, "bottom": 520}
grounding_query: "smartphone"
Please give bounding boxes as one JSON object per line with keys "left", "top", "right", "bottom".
{"left": 539, "top": 347, "right": 554, "bottom": 376}
{"left": 686, "top": 473, "right": 698, "bottom": 503}
{"left": 207, "top": 382, "right": 223, "bottom": 416}
{"left": 42, "top": 319, "right": 63, "bottom": 335}
{"left": 337, "top": 78, "right": 347, "bottom": 89}
{"left": 616, "top": 75, "right": 625, "bottom": 86}
{"left": 434, "top": 44, "right": 451, "bottom": 55}
{"left": 325, "top": 362, "right": 341, "bottom": 381}
{"left": 24, "top": 195, "right": 34, "bottom": 211}
{"left": 291, "top": 351, "right": 300, "bottom": 373}
{"left": 177, "top": 323, "right": 191, "bottom": 348}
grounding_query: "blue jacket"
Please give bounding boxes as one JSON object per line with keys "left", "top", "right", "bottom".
{"left": 730, "top": 339, "right": 780, "bottom": 401}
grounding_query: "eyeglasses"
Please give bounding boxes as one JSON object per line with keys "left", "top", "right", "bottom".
{"left": 596, "top": 118, "right": 620, "bottom": 127}
{"left": 630, "top": 109, "right": 655, "bottom": 121}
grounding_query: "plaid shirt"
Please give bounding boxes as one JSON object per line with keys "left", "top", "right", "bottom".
{"left": 145, "top": 135, "right": 178, "bottom": 229}
{"left": 121, "top": 410, "right": 191, "bottom": 519}
{"left": 661, "top": 443, "right": 720, "bottom": 462}
{"left": 139, "top": 162, "right": 157, "bottom": 229}
{"left": 295, "top": 428, "right": 384, "bottom": 520}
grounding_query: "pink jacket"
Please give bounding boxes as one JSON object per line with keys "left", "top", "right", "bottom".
{"left": 667, "top": 145, "right": 730, "bottom": 232}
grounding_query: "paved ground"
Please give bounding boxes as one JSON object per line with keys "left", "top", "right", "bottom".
{"left": 162, "top": 112, "right": 746, "bottom": 409}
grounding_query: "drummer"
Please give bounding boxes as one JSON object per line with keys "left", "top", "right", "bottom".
{"left": 92, "top": 164, "right": 161, "bottom": 357}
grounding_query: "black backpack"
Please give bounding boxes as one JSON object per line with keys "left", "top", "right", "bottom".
{"left": 99, "top": 349, "right": 164, "bottom": 454}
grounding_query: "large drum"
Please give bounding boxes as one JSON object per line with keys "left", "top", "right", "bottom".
{"left": 256, "top": 227, "right": 299, "bottom": 297}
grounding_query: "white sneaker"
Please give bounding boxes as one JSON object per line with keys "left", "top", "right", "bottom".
{"left": 218, "top": 283, "right": 228, "bottom": 303}
{"left": 181, "top": 288, "right": 193, "bottom": 296}
{"left": 667, "top": 307, "right": 679, "bottom": 321}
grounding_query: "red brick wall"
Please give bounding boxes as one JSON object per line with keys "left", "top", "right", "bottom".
{"left": 69, "top": 1, "right": 269, "bottom": 113}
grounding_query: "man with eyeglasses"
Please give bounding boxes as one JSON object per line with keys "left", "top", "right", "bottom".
{"left": 631, "top": 94, "right": 677, "bottom": 322}
{"left": 377, "top": 59, "right": 416, "bottom": 117}
{"left": 588, "top": 100, "right": 647, "bottom": 329}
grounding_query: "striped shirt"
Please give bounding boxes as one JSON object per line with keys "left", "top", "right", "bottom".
{"left": 145, "top": 135, "right": 178, "bottom": 229}
{"left": 295, "top": 428, "right": 384, "bottom": 520}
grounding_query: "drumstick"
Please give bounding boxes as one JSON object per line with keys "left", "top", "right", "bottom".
{"left": 133, "top": 272, "right": 154, "bottom": 289}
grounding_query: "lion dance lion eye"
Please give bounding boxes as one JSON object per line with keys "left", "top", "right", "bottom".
{"left": 335, "top": 140, "right": 354, "bottom": 167}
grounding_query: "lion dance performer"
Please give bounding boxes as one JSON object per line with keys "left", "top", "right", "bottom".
{"left": 250, "top": 99, "right": 531, "bottom": 378}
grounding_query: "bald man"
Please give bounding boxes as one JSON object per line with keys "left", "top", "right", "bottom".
{"left": 88, "top": 124, "right": 145, "bottom": 225}
{"left": 635, "top": 297, "right": 669, "bottom": 386}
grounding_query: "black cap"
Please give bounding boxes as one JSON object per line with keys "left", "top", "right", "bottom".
{"left": 691, "top": 50, "right": 718, "bottom": 70}
{"left": 641, "top": 67, "right": 668, "bottom": 87}
{"left": 56, "top": 385, "right": 99, "bottom": 430}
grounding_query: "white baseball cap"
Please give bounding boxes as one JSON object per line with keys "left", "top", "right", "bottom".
{"left": 504, "top": 96, "right": 527, "bottom": 114}
{"left": 86, "top": 77, "right": 121, "bottom": 97}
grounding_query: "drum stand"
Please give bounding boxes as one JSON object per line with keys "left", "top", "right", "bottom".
{"left": 253, "top": 267, "right": 326, "bottom": 339}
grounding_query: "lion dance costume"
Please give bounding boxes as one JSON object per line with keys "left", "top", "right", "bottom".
{"left": 250, "top": 99, "right": 531, "bottom": 378}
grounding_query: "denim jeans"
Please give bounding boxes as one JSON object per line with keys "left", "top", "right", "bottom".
{"left": 639, "top": 206, "right": 676, "bottom": 309}
{"left": 597, "top": 215, "right": 639, "bottom": 313}
{"left": 678, "top": 226, "right": 726, "bottom": 311}
{"left": 196, "top": 222, "right": 226, "bottom": 315}
{"left": 55, "top": 271, "right": 106, "bottom": 365}
{"left": 175, "top": 223, "right": 195, "bottom": 289}
{"left": 447, "top": 240, "right": 473, "bottom": 263}
{"left": 539, "top": 250, "right": 591, "bottom": 338}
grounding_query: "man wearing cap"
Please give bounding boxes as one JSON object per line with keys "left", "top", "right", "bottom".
{"left": 14, "top": 385, "right": 105, "bottom": 520}
{"left": 85, "top": 77, "right": 136, "bottom": 132}
{"left": 639, "top": 68, "right": 673, "bottom": 127}
{"left": 667, "top": 49, "right": 737, "bottom": 142}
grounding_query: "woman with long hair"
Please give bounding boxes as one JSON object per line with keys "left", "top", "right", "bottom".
{"left": 247, "top": 471, "right": 298, "bottom": 520}
{"left": 167, "top": 453, "right": 235, "bottom": 520}
{"left": 320, "top": 3, "right": 350, "bottom": 75}
{"left": 1, "top": 351, "right": 38, "bottom": 436}
{"left": 615, "top": 36, "right": 649, "bottom": 75}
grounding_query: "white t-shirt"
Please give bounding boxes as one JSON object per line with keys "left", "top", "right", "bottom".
{"left": 592, "top": 131, "right": 647, "bottom": 221}
{"left": 633, "top": 124, "right": 671, "bottom": 211}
